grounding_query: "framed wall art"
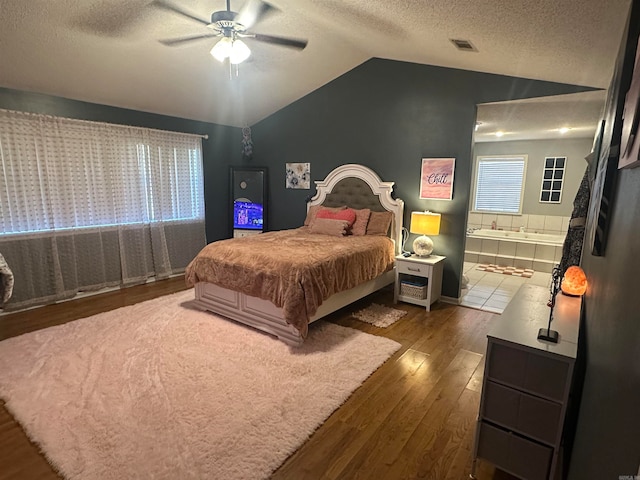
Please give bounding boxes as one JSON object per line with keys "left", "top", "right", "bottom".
{"left": 419, "top": 157, "right": 455, "bottom": 200}
{"left": 285, "top": 162, "right": 310, "bottom": 189}
{"left": 619, "top": 37, "right": 640, "bottom": 169}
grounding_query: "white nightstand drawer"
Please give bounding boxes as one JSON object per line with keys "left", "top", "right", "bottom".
{"left": 396, "top": 261, "right": 430, "bottom": 276}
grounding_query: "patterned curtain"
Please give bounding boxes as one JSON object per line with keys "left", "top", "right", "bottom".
{"left": 0, "top": 109, "right": 206, "bottom": 310}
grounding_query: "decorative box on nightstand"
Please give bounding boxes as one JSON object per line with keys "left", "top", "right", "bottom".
{"left": 393, "top": 254, "right": 445, "bottom": 311}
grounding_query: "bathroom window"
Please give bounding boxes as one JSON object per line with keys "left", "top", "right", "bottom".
{"left": 472, "top": 155, "right": 527, "bottom": 214}
{"left": 539, "top": 156, "right": 565, "bottom": 203}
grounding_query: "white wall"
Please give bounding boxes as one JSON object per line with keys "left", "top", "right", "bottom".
{"left": 472, "top": 137, "right": 592, "bottom": 216}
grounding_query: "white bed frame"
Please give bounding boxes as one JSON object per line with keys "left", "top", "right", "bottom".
{"left": 193, "top": 164, "right": 405, "bottom": 346}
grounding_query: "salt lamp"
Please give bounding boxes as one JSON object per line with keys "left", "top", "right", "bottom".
{"left": 561, "top": 266, "right": 587, "bottom": 296}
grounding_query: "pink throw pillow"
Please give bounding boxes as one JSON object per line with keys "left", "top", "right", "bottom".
{"left": 316, "top": 207, "right": 357, "bottom": 227}
{"left": 303, "top": 205, "right": 346, "bottom": 226}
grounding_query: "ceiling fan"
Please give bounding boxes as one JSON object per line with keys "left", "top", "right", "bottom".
{"left": 155, "top": 0, "right": 308, "bottom": 65}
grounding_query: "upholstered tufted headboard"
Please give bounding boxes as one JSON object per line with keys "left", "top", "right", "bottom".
{"left": 307, "top": 164, "right": 404, "bottom": 254}
{"left": 321, "top": 177, "right": 387, "bottom": 212}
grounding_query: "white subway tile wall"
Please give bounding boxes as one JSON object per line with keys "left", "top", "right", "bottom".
{"left": 467, "top": 213, "right": 570, "bottom": 235}
{"left": 466, "top": 237, "right": 482, "bottom": 252}
{"left": 535, "top": 244, "right": 556, "bottom": 262}
{"left": 498, "top": 240, "right": 517, "bottom": 257}
{"left": 482, "top": 239, "right": 499, "bottom": 254}
{"left": 516, "top": 242, "right": 536, "bottom": 259}
{"left": 527, "top": 214, "right": 546, "bottom": 232}
{"left": 543, "top": 215, "right": 564, "bottom": 233}
{"left": 496, "top": 215, "right": 512, "bottom": 230}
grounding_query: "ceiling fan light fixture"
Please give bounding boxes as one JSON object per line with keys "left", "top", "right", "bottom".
{"left": 210, "top": 37, "right": 233, "bottom": 62}
{"left": 210, "top": 37, "right": 251, "bottom": 64}
{"left": 229, "top": 39, "right": 251, "bottom": 64}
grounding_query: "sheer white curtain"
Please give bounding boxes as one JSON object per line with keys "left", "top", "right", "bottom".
{"left": 0, "top": 109, "right": 206, "bottom": 310}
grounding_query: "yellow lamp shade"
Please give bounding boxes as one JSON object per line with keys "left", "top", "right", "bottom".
{"left": 410, "top": 211, "right": 441, "bottom": 256}
{"left": 410, "top": 211, "right": 441, "bottom": 235}
{"left": 561, "top": 266, "right": 587, "bottom": 296}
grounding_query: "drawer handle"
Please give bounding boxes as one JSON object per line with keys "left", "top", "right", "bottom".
{"left": 408, "top": 267, "right": 421, "bottom": 272}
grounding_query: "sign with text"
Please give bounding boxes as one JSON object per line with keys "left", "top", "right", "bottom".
{"left": 419, "top": 157, "right": 455, "bottom": 200}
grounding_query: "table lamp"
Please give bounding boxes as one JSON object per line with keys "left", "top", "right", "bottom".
{"left": 410, "top": 211, "right": 441, "bottom": 256}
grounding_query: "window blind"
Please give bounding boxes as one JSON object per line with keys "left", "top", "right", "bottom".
{"left": 474, "top": 156, "right": 526, "bottom": 214}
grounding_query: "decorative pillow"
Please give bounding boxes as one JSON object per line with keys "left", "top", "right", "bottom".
{"left": 309, "top": 218, "right": 350, "bottom": 236}
{"left": 366, "top": 210, "right": 393, "bottom": 236}
{"left": 303, "top": 205, "right": 346, "bottom": 226}
{"left": 351, "top": 208, "right": 371, "bottom": 236}
{"left": 316, "top": 207, "right": 357, "bottom": 228}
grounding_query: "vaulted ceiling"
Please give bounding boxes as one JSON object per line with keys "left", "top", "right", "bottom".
{"left": 0, "top": 0, "right": 631, "bottom": 138}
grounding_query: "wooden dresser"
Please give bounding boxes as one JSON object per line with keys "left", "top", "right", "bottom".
{"left": 471, "top": 284, "right": 581, "bottom": 480}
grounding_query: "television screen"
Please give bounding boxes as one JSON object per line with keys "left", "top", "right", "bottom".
{"left": 233, "top": 201, "right": 263, "bottom": 230}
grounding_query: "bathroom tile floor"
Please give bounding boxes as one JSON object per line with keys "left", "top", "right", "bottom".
{"left": 461, "top": 261, "right": 552, "bottom": 314}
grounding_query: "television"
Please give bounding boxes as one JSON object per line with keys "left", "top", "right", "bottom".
{"left": 233, "top": 201, "right": 263, "bottom": 230}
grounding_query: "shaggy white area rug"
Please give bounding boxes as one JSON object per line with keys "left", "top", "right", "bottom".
{"left": 352, "top": 303, "right": 408, "bottom": 328}
{"left": 0, "top": 290, "right": 400, "bottom": 480}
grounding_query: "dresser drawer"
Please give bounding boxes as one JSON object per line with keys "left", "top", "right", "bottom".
{"left": 477, "top": 422, "right": 552, "bottom": 480}
{"left": 396, "top": 261, "right": 431, "bottom": 276}
{"left": 483, "top": 381, "right": 562, "bottom": 445}
{"left": 487, "top": 341, "right": 570, "bottom": 402}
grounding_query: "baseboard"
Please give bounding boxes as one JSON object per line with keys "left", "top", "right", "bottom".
{"left": 440, "top": 295, "right": 461, "bottom": 305}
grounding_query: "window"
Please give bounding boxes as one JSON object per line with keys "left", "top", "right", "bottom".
{"left": 473, "top": 155, "right": 527, "bottom": 214}
{"left": 539, "top": 156, "right": 565, "bottom": 203}
{"left": 0, "top": 108, "right": 207, "bottom": 311}
{"left": 0, "top": 110, "right": 204, "bottom": 235}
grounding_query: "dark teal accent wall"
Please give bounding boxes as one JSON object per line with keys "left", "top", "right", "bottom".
{"left": 250, "top": 58, "right": 594, "bottom": 299}
{"left": 0, "top": 87, "right": 240, "bottom": 243}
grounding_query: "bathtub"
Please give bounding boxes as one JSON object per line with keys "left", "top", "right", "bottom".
{"left": 468, "top": 229, "right": 565, "bottom": 246}
{"left": 465, "top": 229, "right": 566, "bottom": 273}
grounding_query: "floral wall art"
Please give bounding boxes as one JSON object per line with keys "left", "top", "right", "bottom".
{"left": 285, "top": 162, "right": 310, "bottom": 189}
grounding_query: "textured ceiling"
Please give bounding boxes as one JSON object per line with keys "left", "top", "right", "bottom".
{"left": 0, "top": 0, "right": 631, "bottom": 136}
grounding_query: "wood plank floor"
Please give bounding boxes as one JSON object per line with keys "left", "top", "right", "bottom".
{"left": 0, "top": 278, "right": 517, "bottom": 480}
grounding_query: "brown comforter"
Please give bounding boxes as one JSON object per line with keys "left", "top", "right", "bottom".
{"left": 185, "top": 227, "right": 395, "bottom": 337}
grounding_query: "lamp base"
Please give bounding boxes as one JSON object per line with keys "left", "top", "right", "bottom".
{"left": 537, "top": 327, "right": 559, "bottom": 343}
{"left": 413, "top": 235, "right": 434, "bottom": 257}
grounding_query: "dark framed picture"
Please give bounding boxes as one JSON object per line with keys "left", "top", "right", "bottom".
{"left": 619, "top": 41, "right": 640, "bottom": 169}
{"left": 586, "top": 120, "right": 611, "bottom": 256}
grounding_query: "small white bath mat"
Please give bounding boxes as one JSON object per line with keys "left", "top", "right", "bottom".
{"left": 353, "top": 303, "right": 408, "bottom": 328}
{"left": 477, "top": 264, "right": 534, "bottom": 278}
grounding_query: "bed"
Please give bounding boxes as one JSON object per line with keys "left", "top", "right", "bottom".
{"left": 185, "top": 164, "right": 404, "bottom": 346}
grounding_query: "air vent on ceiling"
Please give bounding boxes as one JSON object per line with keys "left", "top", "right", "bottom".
{"left": 450, "top": 39, "right": 478, "bottom": 52}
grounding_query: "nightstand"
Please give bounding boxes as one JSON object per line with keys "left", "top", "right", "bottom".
{"left": 394, "top": 254, "right": 445, "bottom": 311}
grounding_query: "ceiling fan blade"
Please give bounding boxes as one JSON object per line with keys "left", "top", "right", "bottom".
{"left": 236, "top": 0, "right": 277, "bottom": 30}
{"left": 251, "top": 33, "right": 308, "bottom": 50}
{"left": 159, "top": 33, "right": 220, "bottom": 46}
{"left": 151, "top": 0, "right": 211, "bottom": 26}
